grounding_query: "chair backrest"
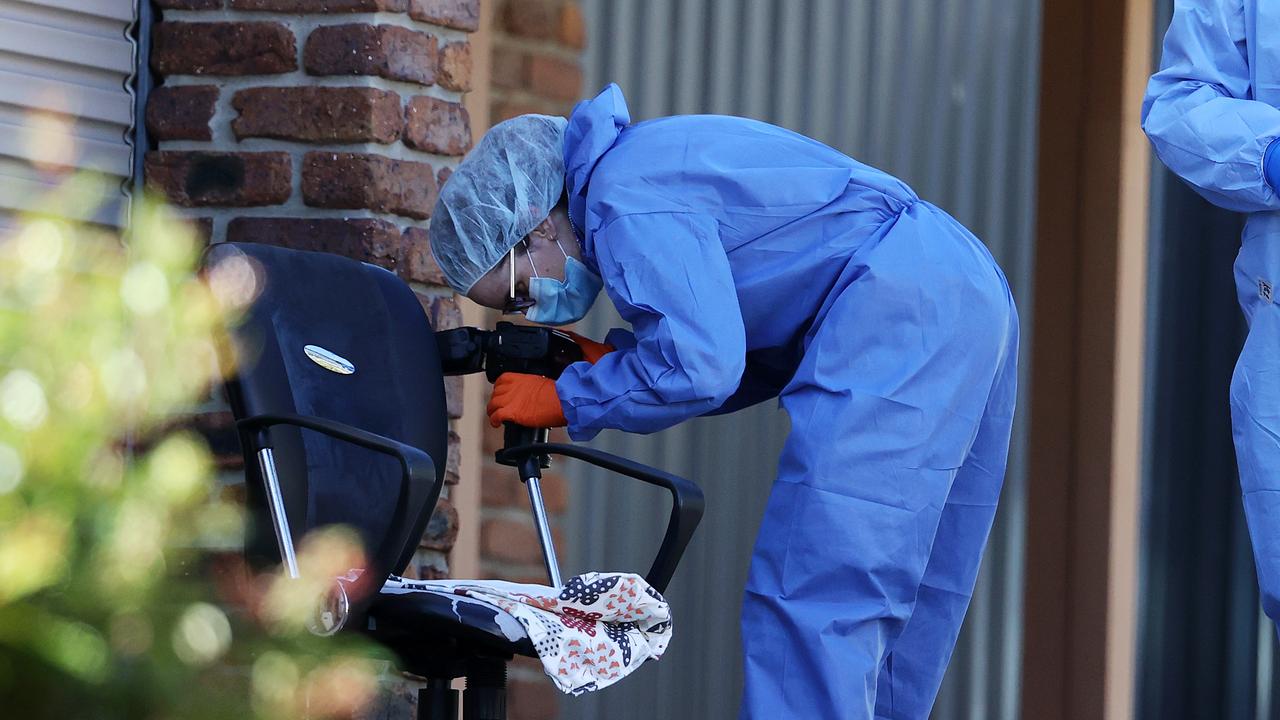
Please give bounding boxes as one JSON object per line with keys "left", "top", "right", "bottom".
{"left": 206, "top": 242, "right": 448, "bottom": 580}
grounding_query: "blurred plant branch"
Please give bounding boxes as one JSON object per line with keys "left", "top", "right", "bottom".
{"left": 0, "top": 174, "right": 387, "bottom": 719}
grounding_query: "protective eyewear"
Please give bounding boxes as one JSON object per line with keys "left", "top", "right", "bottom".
{"left": 502, "top": 242, "right": 536, "bottom": 315}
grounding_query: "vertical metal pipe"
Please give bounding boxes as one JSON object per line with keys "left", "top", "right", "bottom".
{"left": 526, "top": 477, "right": 563, "bottom": 589}
{"left": 257, "top": 448, "right": 300, "bottom": 578}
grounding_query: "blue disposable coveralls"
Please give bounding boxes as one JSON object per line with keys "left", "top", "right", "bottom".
{"left": 555, "top": 85, "right": 1019, "bottom": 719}
{"left": 1142, "top": 0, "right": 1280, "bottom": 625}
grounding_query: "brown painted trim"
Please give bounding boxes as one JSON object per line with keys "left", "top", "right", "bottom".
{"left": 1021, "top": 0, "right": 1151, "bottom": 717}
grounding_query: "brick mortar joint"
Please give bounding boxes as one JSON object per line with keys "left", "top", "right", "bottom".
{"left": 490, "top": 89, "right": 576, "bottom": 115}
{"left": 158, "top": 137, "right": 466, "bottom": 167}
{"left": 155, "top": 57, "right": 465, "bottom": 105}
{"left": 492, "top": 32, "right": 582, "bottom": 62}
{"left": 159, "top": 8, "right": 472, "bottom": 43}
{"left": 163, "top": 203, "right": 429, "bottom": 222}
{"left": 481, "top": 506, "right": 565, "bottom": 525}
{"left": 491, "top": 86, "right": 573, "bottom": 104}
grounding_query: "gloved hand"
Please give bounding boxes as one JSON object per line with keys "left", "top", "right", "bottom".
{"left": 563, "top": 330, "right": 615, "bottom": 364}
{"left": 487, "top": 373, "right": 567, "bottom": 429}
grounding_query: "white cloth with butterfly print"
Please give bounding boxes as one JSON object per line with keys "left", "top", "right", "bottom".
{"left": 385, "top": 572, "right": 672, "bottom": 695}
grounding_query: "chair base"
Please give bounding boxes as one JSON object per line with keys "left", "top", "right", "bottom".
{"left": 416, "top": 658, "right": 507, "bottom": 720}
{"left": 418, "top": 678, "right": 457, "bottom": 720}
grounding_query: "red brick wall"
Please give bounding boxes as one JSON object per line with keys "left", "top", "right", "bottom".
{"left": 147, "top": 1, "right": 589, "bottom": 714}
{"left": 489, "top": 0, "right": 585, "bottom": 122}
{"left": 477, "top": 2, "right": 585, "bottom": 717}
{"left": 145, "top": 0, "right": 477, "bottom": 580}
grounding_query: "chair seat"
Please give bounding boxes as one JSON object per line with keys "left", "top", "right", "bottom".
{"left": 366, "top": 581, "right": 545, "bottom": 660}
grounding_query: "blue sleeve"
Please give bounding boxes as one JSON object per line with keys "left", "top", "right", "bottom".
{"left": 1141, "top": 0, "right": 1280, "bottom": 213}
{"left": 555, "top": 212, "right": 747, "bottom": 440}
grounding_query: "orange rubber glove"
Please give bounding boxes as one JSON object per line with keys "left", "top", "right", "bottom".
{"left": 487, "top": 373, "right": 567, "bottom": 429}
{"left": 563, "top": 331, "right": 615, "bottom": 364}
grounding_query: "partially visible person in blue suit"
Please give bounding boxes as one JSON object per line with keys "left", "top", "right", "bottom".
{"left": 1143, "top": 0, "right": 1280, "bottom": 628}
{"left": 430, "top": 83, "right": 1019, "bottom": 719}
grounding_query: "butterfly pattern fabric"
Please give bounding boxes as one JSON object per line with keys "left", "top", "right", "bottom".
{"left": 384, "top": 572, "right": 671, "bottom": 695}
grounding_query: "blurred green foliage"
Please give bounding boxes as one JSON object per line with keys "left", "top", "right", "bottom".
{"left": 0, "top": 176, "right": 389, "bottom": 719}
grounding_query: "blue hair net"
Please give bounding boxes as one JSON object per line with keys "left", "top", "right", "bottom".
{"left": 428, "top": 114, "right": 569, "bottom": 294}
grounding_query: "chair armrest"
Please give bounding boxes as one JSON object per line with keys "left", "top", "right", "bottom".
{"left": 237, "top": 413, "right": 440, "bottom": 581}
{"left": 495, "top": 442, "right": 704, "bottom": 594}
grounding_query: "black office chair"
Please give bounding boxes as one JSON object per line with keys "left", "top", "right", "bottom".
{"left": 204, "top": 242, "right": 704, "bottom": 720}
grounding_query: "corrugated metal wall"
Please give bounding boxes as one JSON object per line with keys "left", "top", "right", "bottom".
{"left": 561, "top": 2, "right": 1042, "bottom": 719}
{"left": 0, "top": 0, "right": 138, "bottom": 229}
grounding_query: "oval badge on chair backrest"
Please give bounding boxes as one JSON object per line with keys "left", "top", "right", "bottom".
{"left": 304, "top": 345, "right": 355, "bottom": 375}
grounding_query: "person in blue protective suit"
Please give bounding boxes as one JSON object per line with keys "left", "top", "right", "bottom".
{"left": 429, "top": 84, "right": 1019, "bottom": 720}
{"left": 1143, "top": 0, "right": 1280, "bottom": 628}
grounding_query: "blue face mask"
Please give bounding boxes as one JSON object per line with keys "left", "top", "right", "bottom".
{"left": 523, "top": 239, "right": 603, "bottom": 326}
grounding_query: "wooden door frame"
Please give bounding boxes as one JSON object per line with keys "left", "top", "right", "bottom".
{"left": 1020, "top": 0, "right": 1153, "bottom": 717}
